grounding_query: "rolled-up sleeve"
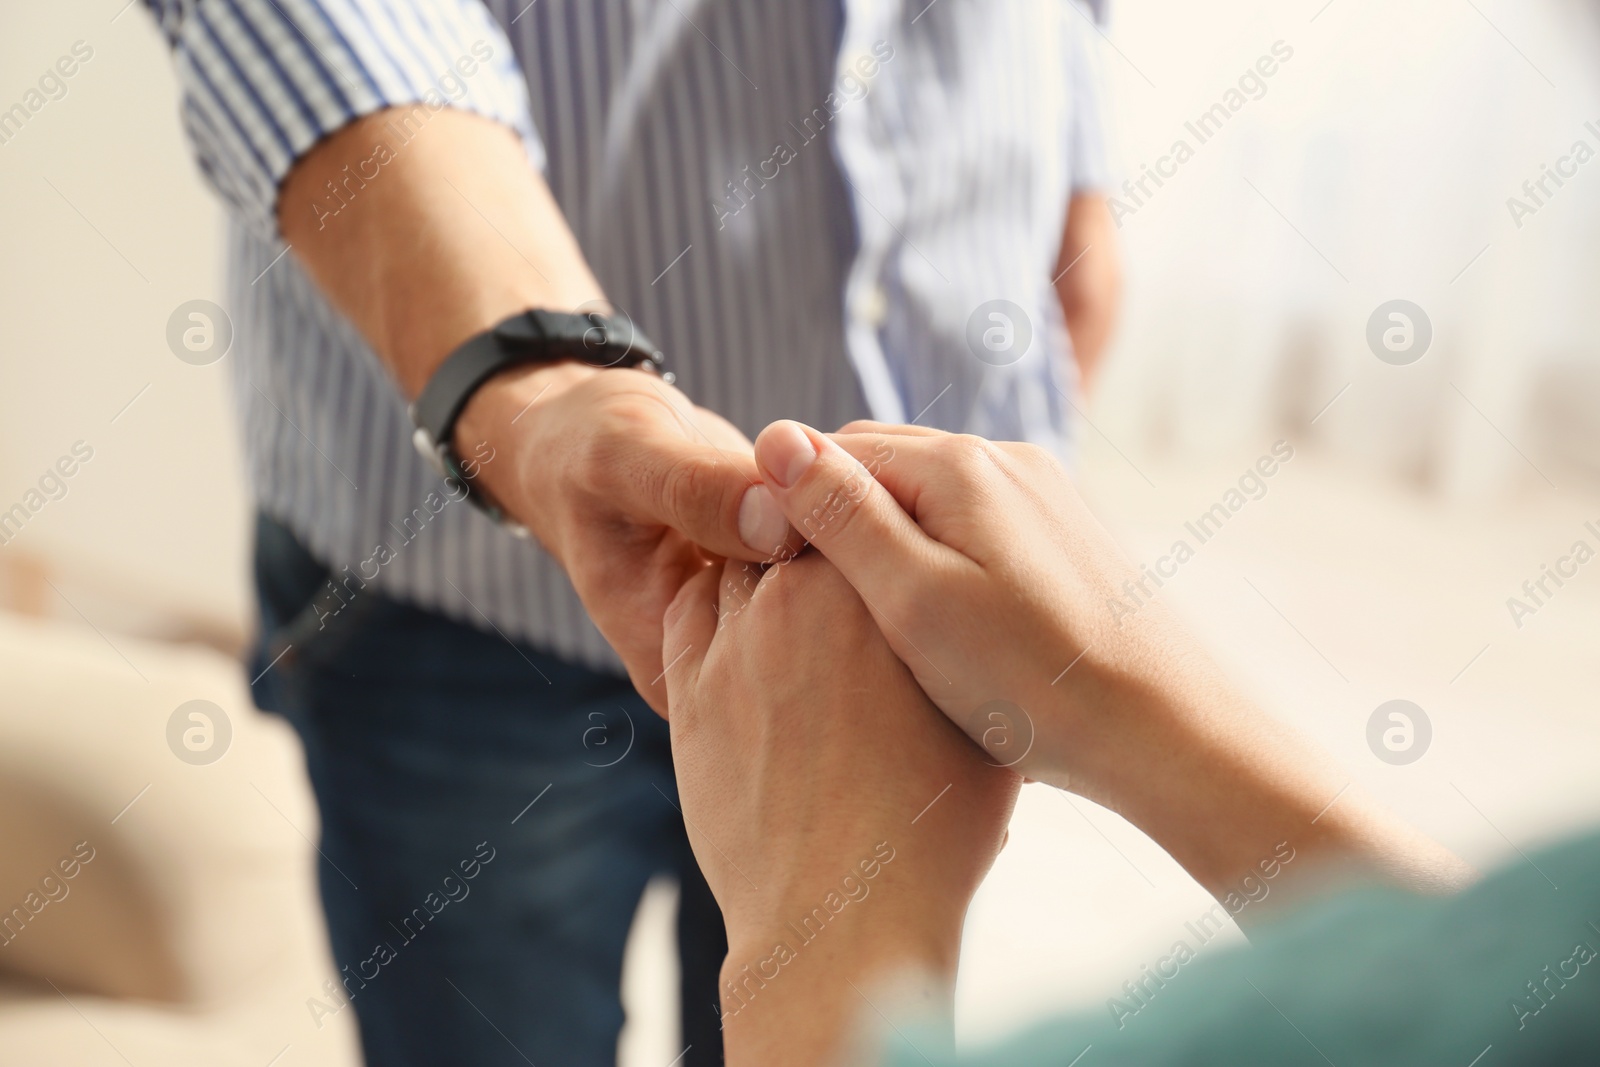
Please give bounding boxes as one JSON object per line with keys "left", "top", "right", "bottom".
{"left": 1065, "top": 0, "right": 1111, "bottom": 193}
{"left": 144, "top": 0, "right": 542, "bottom": 238}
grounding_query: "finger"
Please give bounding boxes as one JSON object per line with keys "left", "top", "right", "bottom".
{"left": 820, "top": 431, "right": 1032, "bottom": 559}
{"left": 823, "top": 431, "right": 949, "bottom": 518}
{"left": 835, "top": 418, "right": 946, "bottom": 438}
{"left": 660, "top": 561, "right": 720, "bottom": 718}
{"left": 753, "top": 420, "right": 957, "bottom": 608}
{"left": 629, "top": 431, "right": 801, "bottom": 563}
{"left": 716, "top": 557, "right": 767, "bottom": 620}
{"left": 642, "top": 382, "right": 801, "bottom": 561}
{"left": 622, "top": 542, "right": 713, "bottom": 719}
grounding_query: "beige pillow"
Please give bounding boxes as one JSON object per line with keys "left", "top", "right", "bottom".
{"left": 0, "top": 611, "right": 326, "bottom": 1008}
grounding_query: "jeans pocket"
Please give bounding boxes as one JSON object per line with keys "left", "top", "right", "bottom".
{"left": 251, "top": 513, "right": 358, "bottom": 713}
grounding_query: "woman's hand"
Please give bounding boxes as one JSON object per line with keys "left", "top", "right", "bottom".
{"left": 750, "top": 420, "right": 1181, "bottom": 798}
{"left": 662, "top": 552, "right": 1020, "bottom": 1066}
{"left": 749, "top": 421, "right": 1473, "bottom": 914}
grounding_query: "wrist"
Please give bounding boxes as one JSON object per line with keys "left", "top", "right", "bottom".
{"left": 719, "top": 912, "right": 956, "bottom": 1067}
{"left": 450, "top": 360, "right": 597, "bottom": 544}
{"left": 1040, "top": 628, "right": 1474, "bottom": 914}
{"left": 721, "top": 919, "right": 957, "bottom": 996}
{"left": 1062, "top": 659, "right": 1358, "bottom": 899}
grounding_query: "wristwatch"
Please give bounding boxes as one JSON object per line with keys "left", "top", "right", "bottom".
{"left": 409, "top": 308, "right": 669, "bottom": 534}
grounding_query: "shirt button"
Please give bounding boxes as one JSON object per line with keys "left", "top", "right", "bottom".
{"left": 856, "top": 284, "right": 888, "bottom": 327}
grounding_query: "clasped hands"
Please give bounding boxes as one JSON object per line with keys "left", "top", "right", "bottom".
{"left": 463, "top": 366, "right": 1468, "bottom": 1065}
{"left": 659, "top": 417, "right": 1212, "bottom": 1064}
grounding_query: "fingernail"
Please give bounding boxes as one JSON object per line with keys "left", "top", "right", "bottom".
{"left": 758, "top": 421, "right": 817, "bottom": 489}
{"left": 738, "top": 485, "right": 790, "bottom": 555}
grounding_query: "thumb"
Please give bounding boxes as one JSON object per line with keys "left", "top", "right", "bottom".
{"left": 633, "top": 433, "right": 800, "bottom": 563}
{"left": 753, "top": 420, "right": 950, "bottom": 608}
{"left": 625, "top": 381, "right": 801, "bottom": 562}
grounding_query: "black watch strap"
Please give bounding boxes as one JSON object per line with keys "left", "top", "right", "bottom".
{"left": 408, "top": 308, "right": 667, "bottom": 532}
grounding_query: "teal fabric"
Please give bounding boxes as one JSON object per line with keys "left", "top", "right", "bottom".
{"left": 888, "top": 829, "right": 1600, "bottom": 1066}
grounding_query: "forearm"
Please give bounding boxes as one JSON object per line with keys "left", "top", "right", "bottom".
{"left": 1060, "top": 285, "right": 1116, "bottom": 388}
{"left": 277, "top": 106, "right": 613, "bottom": 552}
{"left": 278, "top": 107, "right": 603, "bottom": 396}
{"left": 1067, "top": 656, "right": 1474, "bottom": 925}
{"left": 1054, "top": 193, "right": 1120, "bottom": 390}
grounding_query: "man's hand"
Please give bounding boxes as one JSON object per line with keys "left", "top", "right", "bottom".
{"left": 454, "top": 362, "right": 793, "bottom": 711}
{"left": 662, "top": 553, "right": 1019, "bottom": 1066}
{"left": 279, "top": 107, "right": 794, "bottom": 709}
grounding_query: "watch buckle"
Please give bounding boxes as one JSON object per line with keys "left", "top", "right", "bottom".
{"left": 411, "top": 426, "right": 448, "bottom": 477}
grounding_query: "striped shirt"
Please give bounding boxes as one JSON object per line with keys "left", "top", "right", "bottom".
{"left": 147, "top": 0, "right": 1110, "bottom": 673}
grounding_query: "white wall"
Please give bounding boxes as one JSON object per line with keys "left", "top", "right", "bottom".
{"left": 1094, "top": 0, "right": 1600, "bottom": 495}
{"left": 0, "top": 1, "right": 249, "bottom": 634}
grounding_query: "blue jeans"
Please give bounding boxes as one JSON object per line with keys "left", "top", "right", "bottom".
{"left": 250, "top": 515, "right": 726, "bottom": 1067}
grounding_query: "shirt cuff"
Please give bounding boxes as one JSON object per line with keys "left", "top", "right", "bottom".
{"left": 161, "top": 0, "right": 543, "bottom": 239}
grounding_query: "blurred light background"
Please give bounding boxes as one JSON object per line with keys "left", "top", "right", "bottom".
{"left": 2, "top": 0, "right": 1599, "bottom": 1064}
